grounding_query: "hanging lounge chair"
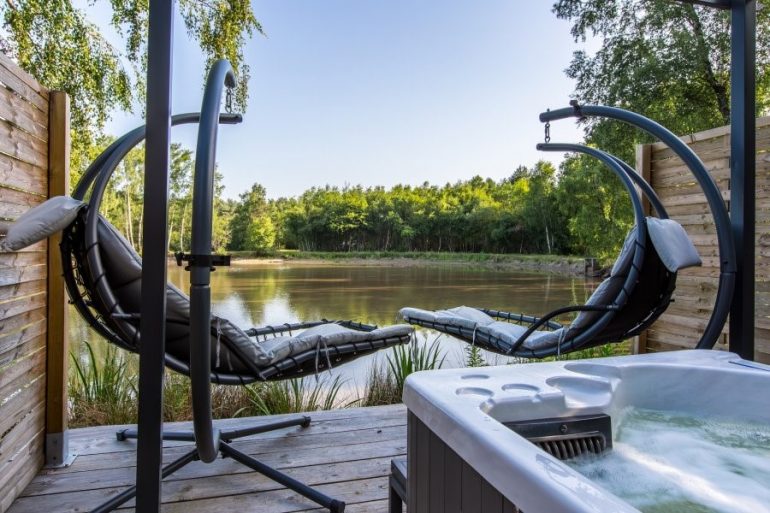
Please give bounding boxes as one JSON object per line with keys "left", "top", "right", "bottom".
{"left": 399, "top": 143, "right": 702, "bottom": 359}
{"left": 1, "top": 62, "right": 412, "bottom": 513}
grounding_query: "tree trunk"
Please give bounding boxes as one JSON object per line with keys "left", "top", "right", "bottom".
{"left": 124, "top": 187, "right": 134, "bottom": 247}
{"left": 684, "top": 6, "right": 730, "bottom": 124}
{"left": 180, "top": 202, "right": 188, "bottom": 252}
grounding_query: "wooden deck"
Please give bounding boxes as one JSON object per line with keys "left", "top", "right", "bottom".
{"left": 8, "top": 404, "right": 406, "bottom": 513}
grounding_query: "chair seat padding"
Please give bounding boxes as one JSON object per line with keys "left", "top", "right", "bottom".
{"left": 483, "top": 321, "right": 564, "bottom": 351}
{"left": 400, "top": 305, "right": 495, "bottom": 330}
{"left": 1, "top": 196, "right": 85, "bottom": 251}
{"left": 400, "top": 306, "right": 564, "bottom": 352}
{"left": 259, "top": 323, "right": 414, "bottom": 364}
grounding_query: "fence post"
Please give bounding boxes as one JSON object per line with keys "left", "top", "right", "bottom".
{"left": 632, "top": 143, "right": 652, "bottom": 354}
{"left": 45, "top": 91, "right": 74, "bottom": 467}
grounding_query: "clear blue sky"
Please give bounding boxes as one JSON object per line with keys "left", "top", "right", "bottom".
{"left": 98, "top": 1, "right": 595, "bottom": 199}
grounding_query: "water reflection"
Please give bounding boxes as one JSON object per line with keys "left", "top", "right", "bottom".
{"left": 71, "top": 263, "right": 597, "bottom": 396}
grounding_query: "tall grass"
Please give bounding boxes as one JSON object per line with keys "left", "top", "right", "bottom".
{"left": 386, "top": 338, "right": 446, "bottom": 393}
{"left": 360, "top": 336, "right": 446, "bottom": 406}
{"left": 69, "top": 341, "right": 137, "bottom": 427}
{"left": 359, "top": 363, "right": 399, "bottom": 406}
{"left": 464, "top": 344, "right": 486, "bottom": 368}
{"left": 238, "top": 376, "right": 346, "bottom": 416}
{"left": 69, "top": 343, "right": 347, "bottom": 426}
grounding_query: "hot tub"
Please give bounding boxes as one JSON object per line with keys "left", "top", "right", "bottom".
{"left": 402, "top": 350, "right": 770, "bottom": 513}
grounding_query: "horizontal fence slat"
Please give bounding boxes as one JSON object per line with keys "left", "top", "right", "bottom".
{"left": 0, "top": 375, "right": 45, "bottom": 442}
{"left": 0, "top": 334, "right": 46, "bottom": 373}
{"left": 0, "top": 306, "right": 45, "bottom": 332}
{"left": 0, "top": 264, "right": 46, "bottom": 287}
{"left": 0, "top": 86, "right": 47, "bottom": 142}
{"left": 0, "top": 403, "right": 44, "bottom": 461}
{"left": 0, "top": 119, "right": 48, "bottom": 169}
{"left": 0, "top": 153, "right": 47, "bottom": 196}
{"left": 0, "top": 293, "right": 47, "bottom": 321}
{"left": 0, "top": 252, "right": 46, "bottom": 268}
{"left": 0, "top": 53, "right": 48, "bottom": 110}
{"left": 0, "top": 187, "right": 45, "bottom": 219}
{"left": 0, "top": 320, "right": 46, "bottom": 366}
{"left": 0, "top": 346, "right": 45, "bottom": 394}
{"left": 0, "top": 283, "right": 45, "bottom": 306}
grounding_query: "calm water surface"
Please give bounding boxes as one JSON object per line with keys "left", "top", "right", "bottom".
{"left": 70, "top": 263, "right": 597, "bottom": 396}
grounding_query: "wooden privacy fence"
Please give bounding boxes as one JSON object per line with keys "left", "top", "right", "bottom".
{"left": 0, "top": 54, "right": 69, "bottom": 511}
{"left": 637, "top": 117, "right": 770, "bottom": 363}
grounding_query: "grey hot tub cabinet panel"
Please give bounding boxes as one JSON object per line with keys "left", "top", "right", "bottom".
{"left": 407, "top": 412, "right": 522, "bottom": 513}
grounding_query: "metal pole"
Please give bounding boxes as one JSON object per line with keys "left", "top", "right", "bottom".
{"left": 729, "top": 0, "right": 756, "bottom": 360}
{"left": 136, "top": 0, "right": 175, "bottom": 511}
{"left": 188, "top": 60, "right": 235, "bottom": 463}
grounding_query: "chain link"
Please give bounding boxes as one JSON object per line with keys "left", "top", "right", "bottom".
{"left": 225, "top": 87, "right": 233, "bottom": 114}
{"left": 544, "top": 121, "right": 551, "bottom": 144}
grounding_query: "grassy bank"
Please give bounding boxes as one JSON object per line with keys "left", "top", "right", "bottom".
{"left": 228, "top": 250, "right": 590, "bottom": 274}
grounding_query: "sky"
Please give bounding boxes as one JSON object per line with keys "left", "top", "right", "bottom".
{"left": 93, "top": 1, "right": 596, "bottom": 200}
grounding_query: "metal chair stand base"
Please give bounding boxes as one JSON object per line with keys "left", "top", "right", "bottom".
{"left": 90, "top": 415, "right": 346, "bottom": 513}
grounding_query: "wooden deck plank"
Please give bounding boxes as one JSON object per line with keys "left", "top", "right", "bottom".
{"left": 25, "top": 428, "right": 406, "bottom": 494}
{"left": 68, "top": 405, "right": 405, "bottom": 457}
{"left": 11, "top": 405, "right": 407, "bottom": 513}
{"left": 12, "top": 457, "right": 398, "bottom": 513}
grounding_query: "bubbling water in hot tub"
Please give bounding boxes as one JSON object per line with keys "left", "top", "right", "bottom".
{"left": 566, "top": 408, "right": 770, "bottom": 513}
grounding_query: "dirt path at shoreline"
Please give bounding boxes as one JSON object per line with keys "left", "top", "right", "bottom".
{"left": 228, "top": 256, "right": 590, "bottom": 276}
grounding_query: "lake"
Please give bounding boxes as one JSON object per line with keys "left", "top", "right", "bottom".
{"left": 69, "top": 262, "right": 598, "bottom": 398}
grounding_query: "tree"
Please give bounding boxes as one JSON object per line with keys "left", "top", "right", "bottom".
{"left": 1, "top": 0, "right": 261, "bottom": 181}
{"left": 551, "top": 0, "right": 770, "bottom": 259}
{"left": 229, "top": 183, "right": 275, "bottom": 253}
{"left": 554, "top": 0, "right": 770, "bottom": 133}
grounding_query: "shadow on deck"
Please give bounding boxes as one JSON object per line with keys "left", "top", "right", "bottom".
{"left": 9, "top": 404, "right": 406, "bottom": 513}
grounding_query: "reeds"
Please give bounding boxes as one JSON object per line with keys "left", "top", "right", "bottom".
{"left": 68, "top": 335, "right": 627, "bottom": 427}
{"left": 69, "top": 341, "right": 137, "bottom": 427}
{"left": 238, "top": 376, "right": 345, "bottom": 416}
{"left": 68, "top": 343, "right": 345, "bottom": 426}
{"left": 359, "top": 335, "right": 446, "bottom": 407}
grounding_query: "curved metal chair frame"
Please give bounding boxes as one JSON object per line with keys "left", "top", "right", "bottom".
{"left": 404, "top": 143, "right": 678, "bottom": 358}
{"left": 540, "top": 103, "right": 735, "bottom": 350}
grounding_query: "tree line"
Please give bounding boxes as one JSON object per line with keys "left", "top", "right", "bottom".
{"left": 96, "top": 150, "right": 632, "bottom": 261}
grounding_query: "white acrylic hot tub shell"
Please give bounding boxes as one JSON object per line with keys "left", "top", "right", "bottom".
{"left": 403, "top": 350, "right": 770, "bottom": 513}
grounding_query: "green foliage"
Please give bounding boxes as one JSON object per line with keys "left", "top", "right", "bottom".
{"left": 239, "top": 376, "right": 345, "bottom": 416}
{"left": 554, "top": 0, "right": 770, "bottom": 129}
{"left": 229, "top": 183, "right": 276, "bottom": 253}
{"left": 0, "top": 0, "right": 261, "bottom": 181}
{"left": 69, "top": 341, "right": 137, "bottom": 427}
{"left": 550, "top": 0, "right": 770, "bottom": 259}
{"left": 91, "top": 140, "right": 234, "bottom": 254}
{"left": 555, "top": 154, "right": 633, "bottom": 261}
{"left": 358, "top": 363, "right": 400, "bottom": 407}
{"left": 359, "top": 338, "right": 445, "bottom": 407}
{"left": 386, "top": 337, "right": 446, "bottom": 398}
{"left": 265, "top": 164, "right": 574, "bottom": 255}
{"left": 464, "top": 344, "right": 486, "bottom": 368}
